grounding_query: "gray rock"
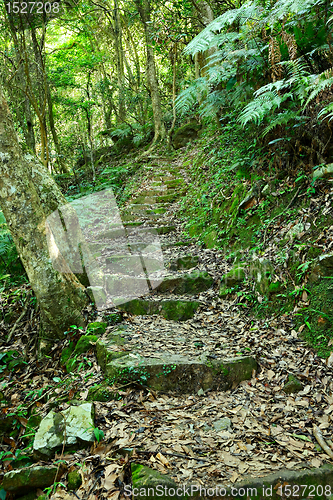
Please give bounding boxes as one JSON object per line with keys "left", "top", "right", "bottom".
{"left": 213, "top": 417, "right": 232, "bottom": 432}
{"left": 313, "top": 163, "right": 333, "bottom": 181}
{"left": 286, "top": 223, "right": 304, "bottom": 240}
{"left": 2, "top": 464, "right": 66, "bottom": 494}
{"left": 33, "top": 403, "right": 95, "bottom": 459}
{"left": 261, "top": 184, "right": 270, "bottom": 197}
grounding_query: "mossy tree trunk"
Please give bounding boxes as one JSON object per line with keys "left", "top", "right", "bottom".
{"left": 0, "top": 87, "right": 89, "bottom": 340}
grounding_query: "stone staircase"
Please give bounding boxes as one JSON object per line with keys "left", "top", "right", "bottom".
{"left": 91, "top": 161, "right": 257, "bottom": 394}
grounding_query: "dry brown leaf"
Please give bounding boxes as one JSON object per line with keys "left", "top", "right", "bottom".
{"left": 230, "top": 471, "right": 239, "bottom": 483}
{"left": 156, "top": 452, "right": 170, "bottom": 467}
{"left": 311, "top": 457, "right": 322, "bottom": 468}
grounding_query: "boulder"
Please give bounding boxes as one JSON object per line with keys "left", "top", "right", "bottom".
{"left": 172, "top": 122, "right": 201, "bottom": 149}
{"left": 313, "top": 163, "right": 333, "bottom": 181}
{"left": 131, "top": 463, "right": 181, "bottom": 500}
{"left": 221, "top": 266, "right": 246, "bottom": 287}
{"left": 33, "top": 403, "right": 95, "bottom": 459}
{"left": 86, "top": 321, "right": 107, "bottom": 335}
{"left": 67, "top": 470, "right": 82, "bottom": 491}
{"left": 2, "top": 464, "right": 66, "bottom": 494}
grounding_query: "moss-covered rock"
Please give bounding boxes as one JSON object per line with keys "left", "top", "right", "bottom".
{"left": 118, "top": 298, "right": 199, "bottom": 321}
{"left": 156, "top": 270, "right": 213, "bottom": 294}
{"left": 0, "top": 414, "right": 16, "bottom": 437}
{"left": 172, "top": 122, "right": 201, "bottom": 149}
{"left": 2, "top": 465, "right": 66, "bottom": 494}
{"left": 160, "top": 299, "right": 199, "bottom": 321}
{"left": 16, "top": 491, "right": 38, "bottom": 500}
{"left": 221, "top": 266, "right": 246, "bottom": 287}
{"left": 61, "top": 342, "right": 75, "bottom": 365}
{"left": 131, "top": 463, "right": 182, "bottom": 500}
{"left": 105, "top": 353, "right": 256, "bottom": 393}
{"left": 86, "top": 321, "right": 107, "bottom": 336}
{"left": 87, "top": 383, "right": 118, "bottom": 402}
{"left": 204, "top": 230, "right": 218, "bottom": 249}
{"left": 67, "top": 470, "right": 82, "bottom": 491}
{"left": 74, "top": 335, "right": 98, "bottom": 355}
{"left": 283, "top": 374, "right": 303, "bottom": 394}
{"left": 168, "top": 255, "right": 199, "bottom": 271}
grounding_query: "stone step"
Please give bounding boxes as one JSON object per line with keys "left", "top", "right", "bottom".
{"left": 96, "top": 338, "right": 256, "bottom": 393}
{"left": 125, "top": 204, "right": 154, "bottom": 213}
{"left": 168, "top": 255, "right": 199, "bottom": 270}
{"left": 121, "top": 213, "right": 162, "bottom": 222}
{"left": 95, "top": 224, "right": 171, "bottom": 241}
{"left": 155, "top": 193, "right": 178, "bottom": 203}
{"left": 131, "top": 195, "right": 157, "bottom": 204}
{"left": 117, "top": 298, "right": 199, "bottom": 320}
{"left": 155, "top": 270, "right": 213, "bottom": 294}
{"left": 124, "top": 221, "right": 144, "bottom": 227}
{"left": 104, "top": 270, "right": 213, "bottom": 296}
{"left": 105, "top": 255, "right": 163, "bottom": 274}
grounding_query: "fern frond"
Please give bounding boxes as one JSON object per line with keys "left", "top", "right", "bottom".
{"left": 305, "top": 70, "right": 333, "bottom": 107}
{"left": 262, "top": 110, "right": 303, "bottom": 136}
{"left": 184, "top": 1, "right": 260, "bottom": 56}
{"left": 271, "top": 0, "right": 323, "bottom": 20}
{"left": 238, "top": 90, "right": 292, "bottom": 126}
{"left": 175, "top": 78, "right": 207, "bottom": 115}
{"left": 318, "top": 102, "right": 333, "bottom": 121}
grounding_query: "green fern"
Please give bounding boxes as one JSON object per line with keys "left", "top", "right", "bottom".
{"left": 175, "top": 78, "right": 207, "bottom": 116}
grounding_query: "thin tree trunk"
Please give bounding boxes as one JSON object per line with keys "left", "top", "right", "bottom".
{"left": 167, "top": 44, "right": 177, "bottom": 148}
{"left": 135, "top": 0, "right": 166, "bottom": 143}
{"left": 0, "top": 87, "right": 88, "bottom": 341}
{"left": 114, "top": 0, "right": 126, "bottom": 122}
{"left": 46, "top": 84, "right": 69, "bottom": 173}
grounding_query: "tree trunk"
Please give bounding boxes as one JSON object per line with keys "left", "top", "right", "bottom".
{"left": 0, "top": 87, "right": 89, "bottom": 341}
{"left": 136, "top": 0, "right": 166, "bottom": 143}
{"left": 46, "top": 84, "right": 69, "bottom": 173}
{"left": 114, "top": 0, "right": 126, "bottom": 122}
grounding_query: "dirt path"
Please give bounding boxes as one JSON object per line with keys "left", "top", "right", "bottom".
{"left": 90, "top": 158, "right": 333, "bottom": 493}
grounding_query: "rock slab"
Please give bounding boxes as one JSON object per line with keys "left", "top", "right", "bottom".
{"left": 33, "top": 403, "right": 95, "bottom": 459}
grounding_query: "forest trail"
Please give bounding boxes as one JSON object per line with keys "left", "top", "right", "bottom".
{"left": 89, "top": 157, "right": 333, "bottom": 492}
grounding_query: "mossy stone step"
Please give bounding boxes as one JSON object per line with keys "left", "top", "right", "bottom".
{"left": 96, "top": 227, "right": 126, "bottom": 240}
{"left": 96, "top": 325, "right": 133, "bottom": 371}
{"left": 122, "top": 213, "right": 162, "bottom": 222}
{"left": 168, "top": 255, "right": 199, "bottom": 270}
{"left": 117, "top": 298, "right": 199, "bottom": 320}
{"left": 105, "top": 255, "right": 163, "bottom": 274}
{"left": 104, "top": 352, "right": 257, "bottom": 393}
{"left": 155, "top": 193, "right": 178, "bottom": 203}
{"left": 125, "top": 204, "right": 154, "bottom": 214}
{"left": 155, "top": 270, "right": 213, "bottom": 294}
{"left": 131, "top": 195, "right": 157, "bottom": 204}
{"left": 164, "top": 179, "right": 184, "bottom": 188}
{"left": 124, "top": 221, "right": 144, "bottom": 227}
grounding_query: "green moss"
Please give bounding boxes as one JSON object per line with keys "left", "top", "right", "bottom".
{"left": 283, "top": 374, "right": 303, "bottom": 394}
{"left": 67, "top": 470, "right": 82, "bottom": 490}
{"left": 297, "top": 279, "right": 333, "bottom": 357}
{"left": 61, "top": 342, "right": 75, "bottom": 365}
{"left": 74, "top": 335, "right": 98, "bottom": 355}
{"left": 86, "top": 321, "right": 107, "bottom": 335}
